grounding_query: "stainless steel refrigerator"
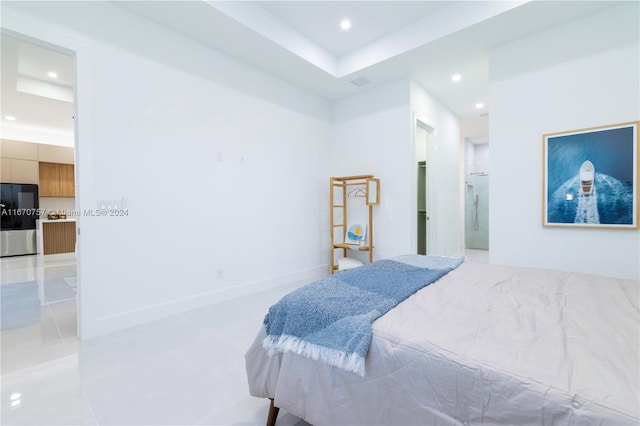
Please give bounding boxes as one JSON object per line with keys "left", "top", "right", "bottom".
{"left": 1, "top": 183, "right": 40, "bottom": 257}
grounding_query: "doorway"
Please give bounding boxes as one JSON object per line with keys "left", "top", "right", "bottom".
{"left": 417, "top": 161, "right": 427, "bottom": 254}
{"left": 464, "top": 140, "right": 489, "bottom": 250}
{"left": 0, "top": 31, "right": 79, "bottom": 372}
{"left": 415, "top": 120, "right": 435, "bottom": 255}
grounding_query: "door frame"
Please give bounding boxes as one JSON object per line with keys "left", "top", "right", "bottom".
{"left": 2, "top": 11, "right": 88, "bottom": 338}
{"left": 411, "top": 114, "right": 436, "bottom": 255}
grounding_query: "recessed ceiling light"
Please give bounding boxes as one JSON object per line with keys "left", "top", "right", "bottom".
{"left": 340, "top": 19, "right": 352, "bottom": 30}
{"left": 5, "top": 115, "right": 16, "bottom": 121}
{"left": 475, "top": 102, "right": 485, "bottom": 109}
{"left": 48, "top": 71, "right": 58, "bottom": 79}
{"left": 451, "top": 74, "right": 462, "bottom": 82}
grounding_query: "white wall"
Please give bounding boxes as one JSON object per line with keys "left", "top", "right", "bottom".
{"left": 473, "top": 144, "right": 489, "bottom": 175}
{"left": 464, "top": 140, "right": 475, "bottom": 177}
{"left": 489, "top": 3, "right": 640, "bottom": 279}
{"left": 411, "top": 81, "right": 463, "bottom": 257}
{"left": 465, "top": 141, "right": 490, "bottom": 176}
{"left": 416, "top": 126, "right": 427, "bottom": 162}
{"left": 3, "top": 2, "right": 332, "bottom": 337}
{"left": 331, "top": 80, "right": 412, "bottom": 261}
{"left": 330, "top": 79, "right": 462, "bottom": 260}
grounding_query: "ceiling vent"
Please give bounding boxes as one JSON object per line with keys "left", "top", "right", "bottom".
{"left": 350, "top": 76, "right": 371, "bottom": 87}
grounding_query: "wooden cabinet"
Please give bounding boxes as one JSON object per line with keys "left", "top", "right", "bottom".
{"left": 59, "top": 163, "right": 75, "bottom": 197}
{"left": 39, "top": 162, "right": 75, "bottom": 197}
{"left": 39, "top": 162, "right": 58, "bottom": 195}
{"left": 42, "top": 221, "right": 76, "bottom": 255}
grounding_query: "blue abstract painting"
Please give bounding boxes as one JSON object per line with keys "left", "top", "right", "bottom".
{"left": 544, "top": 122, "right": 638, "bottom": 228}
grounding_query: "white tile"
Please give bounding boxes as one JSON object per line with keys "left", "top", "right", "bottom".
{"left": 1, "top": 340, "right": 72, "bottom": 375}
{"left": 465, "top": 249, "right": 489, "bottom": 263}
{"left": 48, "top": 299, "right": 78, "bottom": 339}
{"left": 197, "top": 397, "right": 310, "bottom": 426}
{"left": 0, "top": 255, "right": 41, "bottom": 285}
{"left": 80, "top": 341, "right": 241, "bottom": 425}
{"left": 62, "top": 336, "right": 79, "bottom": 356}
{"left": 0, "top": 356, "right": 97, "bottom": 425}
{"left": 0, "top": 255, "right": 311, "bottom": 425}
{"left": 1, "top": 306, "right": 62, "bottom": 350}
{"left": 1, "top": 281, "right": 41, "bottom": 330}
{"left": 194, "top": 395, "right": 269, "bottom": 425}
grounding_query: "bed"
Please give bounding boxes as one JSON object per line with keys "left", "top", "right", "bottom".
{"left": 245, "top": 255, "right": 639, "bottom": 425}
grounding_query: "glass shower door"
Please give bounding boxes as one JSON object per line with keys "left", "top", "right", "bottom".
{"left": 465, "top": 174, "right": 489, "bottom": 250}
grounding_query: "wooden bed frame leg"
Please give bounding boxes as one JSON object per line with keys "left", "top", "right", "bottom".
{"left": 266, "top": 398, "right": 280, "bottom": 426}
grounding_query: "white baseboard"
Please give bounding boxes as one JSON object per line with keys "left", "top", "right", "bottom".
{"left": 82, "top": 264, "right": 329, "bottom": 339}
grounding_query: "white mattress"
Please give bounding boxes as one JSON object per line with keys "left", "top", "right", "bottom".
{"left": 245, "top": 262, "right": 639, "bottom": 425}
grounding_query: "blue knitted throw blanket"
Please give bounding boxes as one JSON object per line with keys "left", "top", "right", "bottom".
{"left": 263, "top": 256, "right": 463, "bottom": 376}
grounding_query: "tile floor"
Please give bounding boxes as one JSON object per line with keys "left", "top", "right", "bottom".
{"left": 1, "top": 250, "right": 488, "bottom": 425}
{"left": 1, "top": 255, "right": 78, "bottom": 374}
{"left": 0, "top": 254, "right": 309, "bottom": 425}
{"left": 464, "top": 248, "right": 489, "bottom": 264}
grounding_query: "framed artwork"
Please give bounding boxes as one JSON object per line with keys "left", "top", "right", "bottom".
{"left": 345, "top": 223, "right": 367, "bottom": 245}
{"left": 542, "top": 121, "right": 639, "bottom": 229}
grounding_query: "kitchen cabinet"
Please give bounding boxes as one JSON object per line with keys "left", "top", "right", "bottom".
{"left": 1, "top": 158, "right": 11, "bottom": 181}
{"left": 1, "top": 158, "right": 39, "bottom": 184}
{"left": 39, "top": 162, "right": 58, "bottom": 196}
{"left": 59, "top": 163, "right": 75, "bottom": 197}
{"left": 39, "top": 162, "right": 75, "bottom": 197}
{"left": 12, "top": 160, "right": 39, "bottom": 184}
{"left": 41, "top": 220, "right": 76, "bottom": 255}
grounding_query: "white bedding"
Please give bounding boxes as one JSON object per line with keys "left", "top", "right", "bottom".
{"left": 245, "top": 262, "right": 639, "bottom": 425}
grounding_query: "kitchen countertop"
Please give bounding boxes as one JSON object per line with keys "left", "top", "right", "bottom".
{"left": 38, "top": 218, "right": 77, "bottom": 223}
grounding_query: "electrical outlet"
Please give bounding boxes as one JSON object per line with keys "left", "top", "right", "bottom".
{"left": 217, "top": 269, "right": 224, "bottom": 280}
{"left": 216, "top": 151, "right": 223, "bottom": 162}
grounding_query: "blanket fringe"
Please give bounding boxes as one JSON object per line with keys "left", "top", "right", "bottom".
{"left": 263, "top": 334, "right": 366, "bottom": 377}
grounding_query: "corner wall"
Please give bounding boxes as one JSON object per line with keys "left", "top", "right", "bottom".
{"left": 489, "top": 3, "right": 640, "bottom": 279}
{"left": 331, "top": 80, "right": 413, "bottom": 261}
{"left": 329, "top": 79, "right": 462, "bottom": 261}
{"left": 411, "top": 81, "right": 463, "bottom": 257}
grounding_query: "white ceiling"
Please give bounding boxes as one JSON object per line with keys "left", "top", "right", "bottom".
{"left": 257, "top": 1, "right": 451, "bottom": 57}
{"left": 1, "top": 1, "right": 624, "bottom": 147}
{"left": 1, "top": 33, "right": 74, "bottom": 147}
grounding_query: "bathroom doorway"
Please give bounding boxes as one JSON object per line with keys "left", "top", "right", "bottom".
{"left": 464, "top": 140, "right": 489, "bottom": 250}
